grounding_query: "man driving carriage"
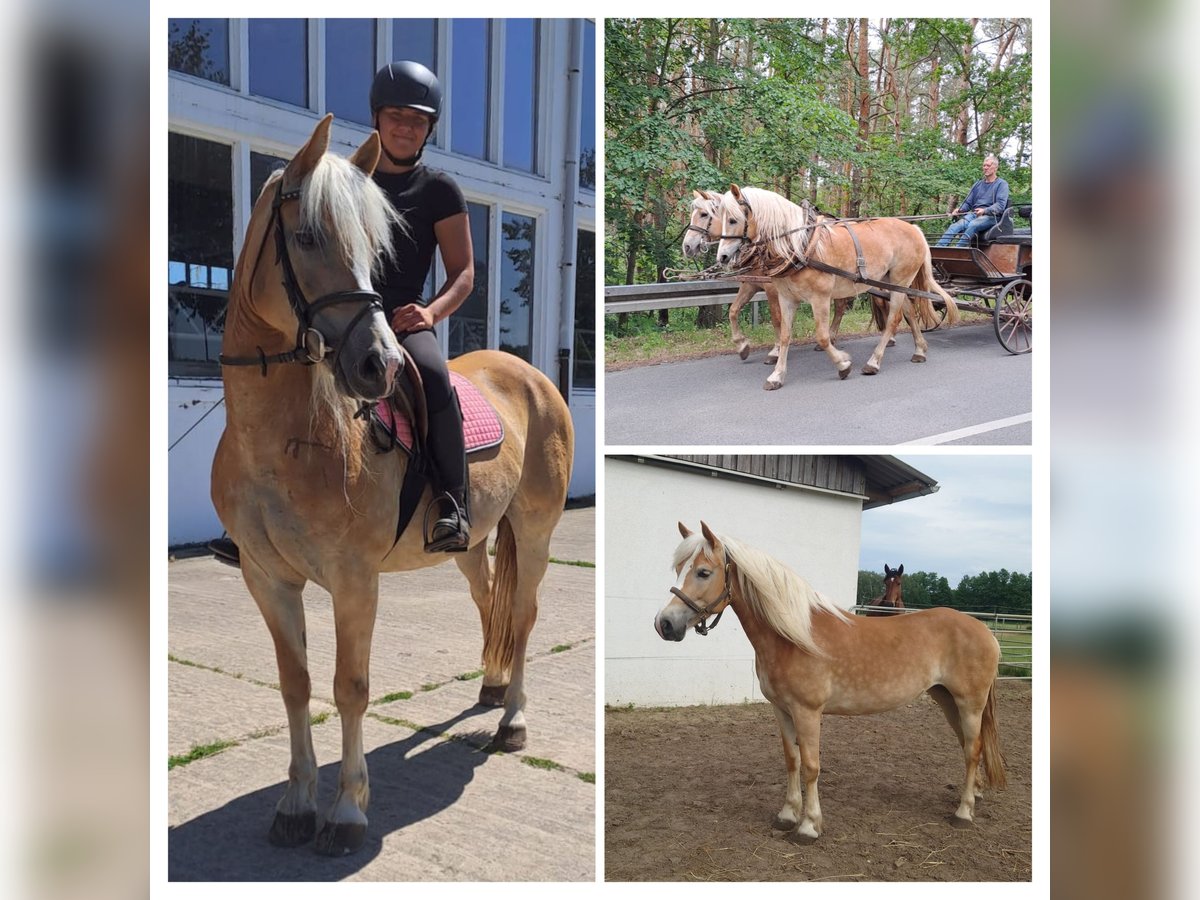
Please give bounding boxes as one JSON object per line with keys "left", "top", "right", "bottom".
{"left": 936, "top": 154, "right": 1010, "bottom": 247}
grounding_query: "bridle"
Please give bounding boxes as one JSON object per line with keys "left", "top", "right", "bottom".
{"left": 219, "top": 180, "right": 387, "bottom": 377}
{"left": 670, "top": 558, "right": 734, "bottom": 636}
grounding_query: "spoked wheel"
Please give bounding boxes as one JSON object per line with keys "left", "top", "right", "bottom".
{"left": 994, "top": 278, "right": 1032, "bottom": 354}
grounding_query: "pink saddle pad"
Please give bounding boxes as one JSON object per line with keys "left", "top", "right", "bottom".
{"left": 374, "top": 371, "right": 504, "bottom": 455}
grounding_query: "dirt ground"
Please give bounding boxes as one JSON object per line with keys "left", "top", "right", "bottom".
{"left": 605, "top": 680, "right": 1031, "bottom": 882}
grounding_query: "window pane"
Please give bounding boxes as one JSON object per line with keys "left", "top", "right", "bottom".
{"left": 573, "top": 230, "right": 595, "bottom": 389}
{"left": 169, "top": 133, "right": 233, "bottom": 376}
{"left": 249, "top": 19, "right": 308, "bottom": 108}
{"left": 579, "top": 20, "right": 595, "bottom": 190}
{"left": 451, "top": 20, "right": 490, "bottom": 159}
{"left": 392, "top": 19, "right": 437, "bottom": 72}
{"left": 326, "top": 19, "right": 376, "bottom": 127}
{"left": 499, "top": 212, "right": 535, "bottom": 361}
{"left": 503, "top": 20, "right": 538, "bottom": 173}
{"left": 448, "top": 202, "right": 490, "bottom": 359}
{"left": 250, "top": 151, "right": 289, "bottom": 204}
{"left": 168, "top": 19, "right": 230, "bottom": 86}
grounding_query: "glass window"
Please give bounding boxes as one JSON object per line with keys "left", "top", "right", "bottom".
{"left": 451, "top": 20, "right": 491, "bottom": 159}
{"left": 503, "top": 20, "right": 538, "bottom": 173}
{"left": 168, "top": 19, "right": 230, "bottom": 86}
{"left": 392, "top": 19, "right": 437, "bottom": 73}
{"left": 448, "top": 202, "right": 491, "bottom": 359}
{"left": 499, "top": 212, "right": 535, "bottom": 361}
{"left": 573, "top": 230, "right": 595, "bottom": 389}
{"left": 250, "top": 151, "right": 289, "bottom": 205}
{"left": 325, "top": 19, "right": 376, "bottom": 127}
{"left": 249, "top": 19, "right": 309, "bottom": 108}
{"left": 579, "top": 20, "right": 595, "bottom": 190}
{"left": 169, "top": 133, "right": 233, "bottom": 376}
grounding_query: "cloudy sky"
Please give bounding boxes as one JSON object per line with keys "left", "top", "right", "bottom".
{"left": 858, "top": 454, "right": 1032, "bottom": 584}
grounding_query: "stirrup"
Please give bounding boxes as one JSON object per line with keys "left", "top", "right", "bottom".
{"left": 423, "top": 492, "right": 469, "bottom": 553}
{"left": 209, "top": 536, "right": 241, "bottom": 568}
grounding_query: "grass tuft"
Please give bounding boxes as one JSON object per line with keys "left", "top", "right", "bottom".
{"left": 169, "top": 739, "right": 238, "bottom": 770}
{"left": 522, "top": 756, "right": 564, "bottom": 772}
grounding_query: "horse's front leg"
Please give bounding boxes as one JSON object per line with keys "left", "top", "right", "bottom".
{"left": 787, "top": 707, "right": 824, "bottom": 844}
{"left": 811, "top": 295, "right": 853, "bottom": 380}
{"left": 862, "top": 291, "right": 906, "bottom": 375}
{"left": 243, "top": 563, "right": 318, "bottom": 847}
{"left": 764, "top": 297, "right": 797, "bottom": 390}
{"left": 906, "top": 295, "right": 930, "bottom": 362}
{"left": 315, "top": 574, "right": 380, "bottom": 856}
{"left": 727, "top": 282, "right": 759, "bottom": 361}
{"left": 769, "top": 705, "right": 803, "bottom": 830}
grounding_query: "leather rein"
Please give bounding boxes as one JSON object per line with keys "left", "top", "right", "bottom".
{"left": 670, "top": 559, "right": 734, "bottom": 636}
{"left": 219, "top": 180, "right": 386, "bottom": 376}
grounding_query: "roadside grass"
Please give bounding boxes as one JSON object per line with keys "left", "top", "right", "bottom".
{"left": 605, "top": 301, "right": 989, "bottom": 369}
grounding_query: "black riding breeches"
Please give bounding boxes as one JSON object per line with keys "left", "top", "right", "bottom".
{"left": 397, "top": 328, "right": 454, "bottom": 413}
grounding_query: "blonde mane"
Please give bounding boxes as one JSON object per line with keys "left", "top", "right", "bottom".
{"left": 674, "top": 531, "right": 851, "bottom": 655}
{"left": 721, "top": 186, "right": 831, "bottom": 269}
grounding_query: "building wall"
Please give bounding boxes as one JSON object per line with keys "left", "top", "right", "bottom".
{"left": 167, "top": 19, "right": 595, "bottom": 544}
{"left": 605, "top": 457, "right": 864, "bottom": 707}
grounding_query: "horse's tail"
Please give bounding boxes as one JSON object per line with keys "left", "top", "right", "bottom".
{"left": 913, "top": 244, "right": 961, "bottom": 326}
{"left": 869, "top": 294, "right": 888, "bottom": 332}
{"left": 978, "top": 678, "right": 1008, "bottom": 790}
{"left": 481, "top": 515, "right": 518, "bottom": 680}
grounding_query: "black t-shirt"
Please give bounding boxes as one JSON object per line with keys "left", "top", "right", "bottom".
{"left": 372, "top": 166, "right": 468, "bottom": 316}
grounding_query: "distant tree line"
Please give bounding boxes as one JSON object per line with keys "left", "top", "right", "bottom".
{"left": 857, "top": 568, "right": 1031, "bottom": 616}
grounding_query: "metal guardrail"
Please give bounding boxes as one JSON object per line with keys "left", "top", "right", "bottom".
{"left": 604, "top": 279, "right": 767, "bottom": 315}
{"left": 852, "top": 606, "right": 1032, "bottom": 680}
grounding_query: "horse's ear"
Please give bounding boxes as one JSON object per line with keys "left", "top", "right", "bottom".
{"left": 703, "top": 189, "right": 721, "bottom": 200}
{"left": 692, "top": 190, "right": 705, "bottom": 201}
{"left": 884, "top": 564, "right": 892, "bottom": 576}
{"left": 349, "top": 131, "right": 381, "bottom": 176}
{"left": 677, "top": 522, "right": 694, "bottom": 539}
{"left": 897, "top": 564, "right": 904, "bottom": 576}
{"left": 730, "top": 184, "right": 743, "bottom": 200}
{"left": 284, "top": 113, "right": 334, "bottom": 186}
{"left": 700, "top": 521, "right": 721, "bottom": 551}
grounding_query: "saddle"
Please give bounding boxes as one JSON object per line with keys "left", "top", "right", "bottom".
{"left": 365, "top": 347, "right": 505, "bottom": 549}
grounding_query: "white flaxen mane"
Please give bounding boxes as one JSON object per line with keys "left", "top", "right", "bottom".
{"left": 674, "top": 531, "right": 851, "bottom": 655}
{"left": 721, "top": 186, "right": 831, "bottom": 267}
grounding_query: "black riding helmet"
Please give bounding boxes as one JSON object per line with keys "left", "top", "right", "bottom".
{"left": 371, "top": 61, "right": 441, "bottom": 165}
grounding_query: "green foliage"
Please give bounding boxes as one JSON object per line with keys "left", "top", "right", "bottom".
{"left": 856, "top": 568, "right": 1031, "bottom": 615}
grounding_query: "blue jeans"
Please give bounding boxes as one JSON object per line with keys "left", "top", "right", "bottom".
{"left": 936, "top": 213, "right": 997, "bottom": 247}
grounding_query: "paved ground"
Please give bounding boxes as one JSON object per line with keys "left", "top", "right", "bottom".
{"left": 167, "top": 508, "right": 596, "bottom": 881}
{"left": 606, "top": 324, "right": 1032, "bottom": 445}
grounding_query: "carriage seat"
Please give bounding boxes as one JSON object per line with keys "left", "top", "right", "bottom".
{"left": 979, "top": 204, "right": 1015, "bottom": 245}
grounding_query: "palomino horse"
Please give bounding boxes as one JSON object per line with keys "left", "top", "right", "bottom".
{"left": 683, "top": 190, "right": 892, "bottom": 364}
{"left": 655, "top": 523, "right": 1004, "bottom": 842}
{"left": 716, "top": 185, "right": 960, "bottom": 389}
{"left": 864, "top": 563, "right": 906, "bottom": 616}
{"left": 211, "top": 115, "right": 574, "bottom": 855}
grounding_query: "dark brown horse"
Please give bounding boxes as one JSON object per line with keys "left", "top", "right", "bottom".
{"left": 864, "top": 563, "right": 906, "bottom": 616}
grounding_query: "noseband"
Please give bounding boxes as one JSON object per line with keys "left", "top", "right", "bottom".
{"left": 220, "top": 180, "right": 386, "bottom": 376}
{"left": 670, "top": 560, "right": 733, "bottom": 636}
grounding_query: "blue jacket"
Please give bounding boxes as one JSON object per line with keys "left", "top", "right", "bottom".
{"left": 957, "top": 177, "right": 1010, "bottom": 217}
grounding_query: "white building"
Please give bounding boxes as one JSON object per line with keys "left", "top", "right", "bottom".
{"left": 605, "top": 455, "right": 938, "bottom": 706}
{"left": 167, "top": 18, "right": 596, "bottom": 545}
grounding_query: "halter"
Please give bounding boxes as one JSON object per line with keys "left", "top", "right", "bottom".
{"left": 220, "top": 180, "right": 386, "bottom": 377}
{"left": 670, "top": 559, "right": 733, "bottom": 636}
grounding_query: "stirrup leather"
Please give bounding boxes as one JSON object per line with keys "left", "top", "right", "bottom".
{"left": 423, "top": 491, "right": 470, "bottom": 552}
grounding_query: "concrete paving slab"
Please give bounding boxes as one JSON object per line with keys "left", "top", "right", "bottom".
{"left": 168, "top": 505, "right": 595, "bottom": 880}
{"left": 168, "top": 716, "right": 594, "bottom": 881}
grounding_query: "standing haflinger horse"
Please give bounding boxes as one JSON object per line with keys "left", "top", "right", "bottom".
{"left": 211, "top": 114, "right": 574, "bottom": 856}
{"left": 655, "top": 523, "right": 1005, "bottom": 843}
{"left": 682, "top": 190, "right": 887, "bottom": 364}
{"left": 864, "top": 563, "right": 906, "bottom": 616}
{"left": 716, "top": 185, "right": 961, "bottom": 390}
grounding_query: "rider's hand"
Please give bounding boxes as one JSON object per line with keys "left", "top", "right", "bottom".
{"left": 392, "top": 303, "right": 435, "bottom": 333}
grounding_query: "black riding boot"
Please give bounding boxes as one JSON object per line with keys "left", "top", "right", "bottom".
{"left": 424, "top": 389, "right": 470, "bottom": 553}
{"left": 209, "top": 535, "right": 241, "bottom": 567}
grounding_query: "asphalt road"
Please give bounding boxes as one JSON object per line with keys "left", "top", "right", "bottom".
{"left": 605, "top": 324, "right": 1032, "bottom": 446}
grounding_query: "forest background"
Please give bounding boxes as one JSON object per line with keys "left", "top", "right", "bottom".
{"left": 605, "top": 17, "right": 1034, "bottom": 328}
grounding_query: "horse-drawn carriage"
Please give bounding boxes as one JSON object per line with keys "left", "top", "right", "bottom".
{"left": 926, "top": 203, "right": 1033, "bottom": 355}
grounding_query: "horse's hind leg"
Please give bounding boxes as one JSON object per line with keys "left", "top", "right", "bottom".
{"left": 455, "top": 541, "right": 507, "bottom": 707}
{"left": 862, "top": 291, "right": 906, "bottom": 375}
{"left": 243, "top": 565, "right": 317, "bottom": 847}
{"left": 948, "top": 694, "right": 988, "bottom": 827}
{"left": 928, "top": 685, "right": 983, "bottom": 802}
{"left": 315, "top": 575, "right": 379, "bottom": 856}
{"left": 769, "top": 705, "right": 803, "bottom": 830}
{"left": 765, "top": 283, "right": 783, "bottom": 364}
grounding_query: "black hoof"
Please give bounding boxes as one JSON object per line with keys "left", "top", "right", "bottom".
{"left": 772, "top": 815, "right": 796, "bottom": 831}
{"left": 764, "top": 355, "right": 778, "bottom": 365}
{"left": 948, "top": 814, "right": 973, "bottom": 830}
{"left": 861, "top": 364, "right": 878, "bottom": 376}
{"left": 911, "top": 354, "right": 926, "bottom": 363}
{"left": 839, "top": 366, "right": 853, "bottom": 379}
{"left": 477, "top": 683, "right": 508, "bottom": 707}
{"left": 490, "top": 724, "right": 527, "bottom": 752}
{"left": 739, "top": 345, "right": 749, "bottom": 360}
{"left": 314, "top": 821, "right": 367, "bottom": 856}
{"left": 763, "top": 380, "right": 783, "bottom": 391}
{"left": 268, "top": 810, "right": 316, "bottom": 847}
{"left": 786, "top": 830, "right": 819, "bottom": 845}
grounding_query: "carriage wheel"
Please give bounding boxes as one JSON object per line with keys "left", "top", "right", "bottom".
{"left": 921, "top": 299, "right": 949, "bottom": 332}
{"left": 994, "top": 278, "right": 1032, "bottom": 354}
